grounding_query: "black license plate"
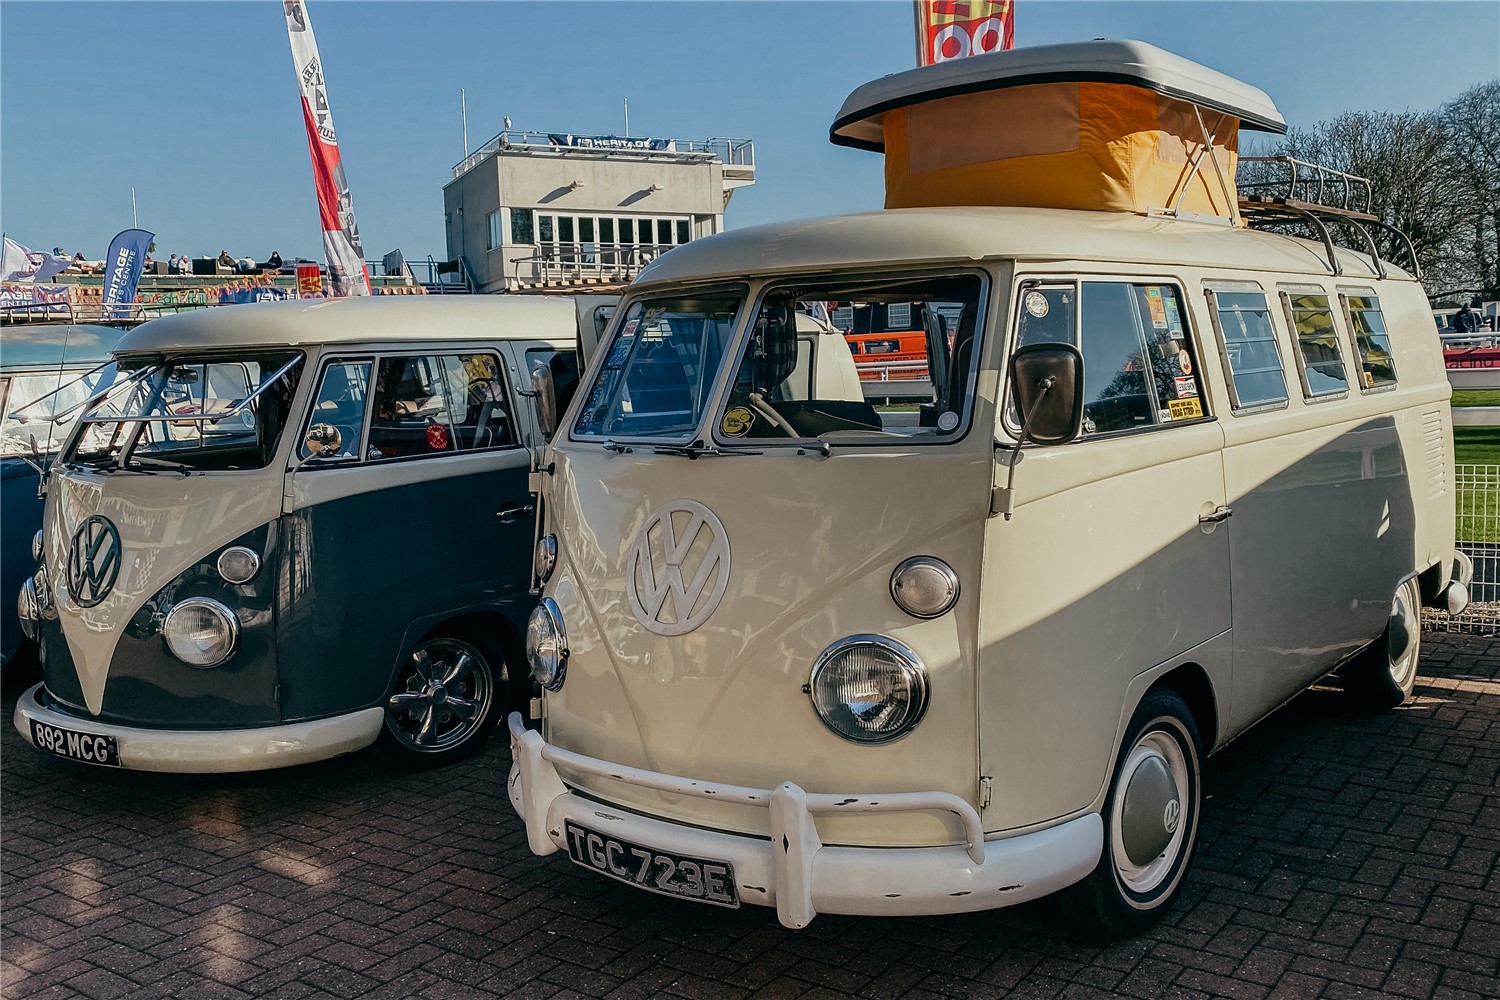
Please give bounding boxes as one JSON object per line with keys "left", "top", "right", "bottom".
{"left": 30, "top": 720, "right": 121, "bottom": 767}
{"left": 565, "top": 821, "right": 739, "bottom": 908}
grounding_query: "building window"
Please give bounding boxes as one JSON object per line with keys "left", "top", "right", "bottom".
{"left": 510, "top": 209, "right": 534, "bottom": 245}
{"left": 487, "top": 210, "right": 502, "bottom": 251}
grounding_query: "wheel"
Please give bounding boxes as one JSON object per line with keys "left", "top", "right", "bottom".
{"left": 1341, "top": 577, "right": 1421, "bottom": 712}
{"left": 371, "top": 628, "right": 506, "bottom": 768}
{"left": 1053, "top": 688, "right": 1203, "bottom": 938}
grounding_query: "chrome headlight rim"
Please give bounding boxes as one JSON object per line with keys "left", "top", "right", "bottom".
{"left": 808, "top": 634, "right": 930, "bottom": 746}
{"left": 889, "top": 555, "right": 960, "bottom": 619}
{"left": 534, "top": 534, "right": 558, "bottom": 586}
{"left": 216, "top": 546, "right": 262, "bottom": 585}
{"left": 17, "top": 578, "right": 38, "bottom": 641}
{"left": 526, "top": 597, "right": 569, "bottom": 691}
{"left": 162, "top": 597, "right": 240, "bottom": 669}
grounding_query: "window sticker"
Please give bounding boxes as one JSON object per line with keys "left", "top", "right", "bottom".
{"left": 1177, "top": 349, "right": 1193, "bottom": 376}
{"left": 721, "top": 406, "right": 753, "bottom": 437}
{"left": 1158, "top": 409, "right": 1173, "bottom": 423}
{"left": 1145, "top": 286, "right": 1169, "bottom": 330}
{"left": 1174, "top": 376, "right": 1198, "bottom": 399}
{"left": 1169, "top": 397, "right": 1203, "bottom": 420}
{"left": 1025, "top": 290, "right": 1051, "bottom": 318}
{"left": 937, "top": 411, "right": 960, "bottom": 431}
{"left": 1164, "top": 294, "right": 1184, "bottom": 336}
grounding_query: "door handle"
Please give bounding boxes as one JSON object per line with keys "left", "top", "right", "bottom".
{"left": 496, "top": 502, "right": 536, "bottom": 523}
{"left": 1198, "top": 505, "right": 1233, "bottom": 525}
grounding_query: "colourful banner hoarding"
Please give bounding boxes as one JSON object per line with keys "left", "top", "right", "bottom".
{"left": 915, "top": 0, "right": 1014, "bottom": 66}
{"left": 296, "top": 263, "right": 323, "bottom": 297}
{"left": 0, "top": 282, "right": 72, "bottom": 315}
{"left": 283, "top": 0, "right": 371, "bottom": 297}
{"left": 100, "top": 228, "right": 154, "bottom": 320}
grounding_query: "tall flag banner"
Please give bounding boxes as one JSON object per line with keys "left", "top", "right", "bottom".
{"left": 2, "top": 236, "right": 72, "bottom": 283}
{"left": 283, "top": 0, "right": 371, "bottom": 297}
{"left": 100, "top": 229, "right": 154, "bottom": 320}
{"left": 915, "top": 1, "right": 1015, "bottom": 66}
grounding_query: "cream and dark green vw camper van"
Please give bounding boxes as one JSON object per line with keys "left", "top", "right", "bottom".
{"left": 507, "top": 41, "right": 1471, "bottom": 936}
{"left": 14, "top": 297, "right": 578, "bottom": 772}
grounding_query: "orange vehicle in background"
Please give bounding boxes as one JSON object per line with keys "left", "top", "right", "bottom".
{"left": 834, "top": 302, "right": 938, "bottom": 381}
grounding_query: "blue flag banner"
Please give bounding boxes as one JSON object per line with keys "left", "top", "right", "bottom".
{"left": 100, "top": 228, "right": 154, "bottom": 320}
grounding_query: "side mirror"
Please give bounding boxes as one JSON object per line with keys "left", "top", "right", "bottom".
{"left": 303, "top": 423, "right": 343, "bottom": 459}
{"left": 532, "top": 361, "right": 558, "bottom": 439}
{"left": 1008, "top": 343, "right": 1084, "bottom": 446}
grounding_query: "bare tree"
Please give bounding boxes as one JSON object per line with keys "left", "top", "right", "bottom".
{"left": 1440, "top": 81, "right": 1500, "bottom": 302}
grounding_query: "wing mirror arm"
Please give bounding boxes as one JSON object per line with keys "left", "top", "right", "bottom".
{"left": 994, "top": 343, "right": 1085, "bottom": 521}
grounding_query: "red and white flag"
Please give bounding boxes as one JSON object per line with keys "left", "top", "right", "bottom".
{"left": 915, "top": 1, "right": 1015, "bottom": 66}
{"left": 283, "top": 0, "right": 371, "bottom": 297}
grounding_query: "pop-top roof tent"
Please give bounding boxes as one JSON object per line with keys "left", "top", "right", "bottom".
{"left": 830, "top": 39, "right": 1287, "bottom": 225}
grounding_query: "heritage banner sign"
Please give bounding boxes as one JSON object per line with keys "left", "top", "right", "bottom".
{"left": 915, "top": 0, "right": 1015, "bottom": 66}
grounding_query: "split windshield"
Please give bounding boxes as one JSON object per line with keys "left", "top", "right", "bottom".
{"left": 573, "top": 291, "right": 743, "bottom": 440}
{"left": 1, "top": 363, "right": 119, "bottom": 457}
{"left": 572, "top": 273, "right": 985, "bottom": 446}
{"left": 65, "top": 352, "right": 302, "bottom": 472}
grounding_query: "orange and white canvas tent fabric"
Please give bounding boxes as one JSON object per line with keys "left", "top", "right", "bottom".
{"left": 831, "top": 40, "right": 1287, "bottom": 224}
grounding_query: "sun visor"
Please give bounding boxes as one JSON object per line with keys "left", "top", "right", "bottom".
{"left": 831, "top": 39, "right": 1286, "bottom": 221}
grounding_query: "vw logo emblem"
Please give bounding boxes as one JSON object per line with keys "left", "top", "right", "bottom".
{"left": 1163, "top": 798, "right": 1182, "bottom": 835}
{"left": 626, "top": 499, "right": 730, "bottom": 636}
{"left": 66, "top": 515, "right": 122, "bottom": 608}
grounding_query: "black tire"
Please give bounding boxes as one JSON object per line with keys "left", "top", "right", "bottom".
{"left": 1341, "top": 577, "right": 1422, "bottom": 712}
{"left": 371, "top": 626, "right": 507, "bottom": 769}
{"left": 1052, "top": 687, "right": 1203, "bottom": 938}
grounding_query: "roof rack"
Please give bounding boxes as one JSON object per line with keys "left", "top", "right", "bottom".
{"left": 1237, "top": 155, "right": 1421, "bottom": 280}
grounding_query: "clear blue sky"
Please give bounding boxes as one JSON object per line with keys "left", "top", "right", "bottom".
{"left": 3, "top": 1, "right": 1496, "bottom": 265}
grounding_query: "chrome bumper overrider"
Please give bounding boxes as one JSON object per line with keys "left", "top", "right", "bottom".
{"left": 14, "top": 684, "right": 384, "bottom": 773}
{"left": 506, "top": 713, "right": 1102, "bottom": 928}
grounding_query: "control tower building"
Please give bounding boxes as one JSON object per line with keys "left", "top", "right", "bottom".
{"left": 444, "top": 130, "right": 755, "bottom": 295}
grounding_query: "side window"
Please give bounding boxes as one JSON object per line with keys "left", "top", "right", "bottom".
{"left": 1077, "top": 282, "right": 1204, "bottom": 434}
{"left": 367, "top": 353, "right": 516, "bottom": 461}
{"left": 1206, "top": 289, "right": 1289, "bottom": 411}
{"left": 302, "top": 360, "right": 371, "bottom": 460}
{"left": 1281, "top": 289, "right": 1348, "bottom": 398}
{"left": 1342, "top": 291, "right": 1398, "bottom": 390}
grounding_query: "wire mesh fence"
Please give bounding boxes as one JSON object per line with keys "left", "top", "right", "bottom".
{"left": 1424, "top": 463, "right": 1500, "bottom": 634}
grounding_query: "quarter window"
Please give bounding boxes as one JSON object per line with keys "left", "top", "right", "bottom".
{"left": 1207, "top": 289, "right": 1288, "bottom": 411}
{"left": 302, "top": 360, "right": 371, "bottom": 461}
{"left": 1281, "top": 290, "right": 1347, "bottom": 397}
{"left": 1342, "top": 292, "right": 1398, "bottom": 389}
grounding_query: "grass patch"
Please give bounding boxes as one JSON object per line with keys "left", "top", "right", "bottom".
{"left": 1454, "top": 427, "right": 1500, "bottom": 466}
{"left": 1451, "top": 389, "right": 1500, "bottom": 407}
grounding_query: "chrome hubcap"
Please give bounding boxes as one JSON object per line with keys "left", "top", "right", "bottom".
{"left": 1111, "top": 730, "right": 1189, "bottom": 894}
{"left": 1387, "top": 584, "right": 1420, "bottom": 689}
{"left": 384, "top": 639, "right": 494, "bottom": 753}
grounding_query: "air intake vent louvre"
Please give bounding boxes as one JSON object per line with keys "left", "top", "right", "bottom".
{"left": 1423, "top": 410, "right": 1447, "bottom": 500}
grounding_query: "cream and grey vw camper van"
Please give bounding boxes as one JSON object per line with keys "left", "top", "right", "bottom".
{"left": 15, "top": 297, "right": 578, "bottom": 773}
{"left": 507, "top": 41, "right": 1471, "bottom": 936}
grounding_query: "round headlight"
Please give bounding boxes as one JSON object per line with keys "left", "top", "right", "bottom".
{"left": 534, "top": 534, "right": 557, "bottom": 585}
{"left": 809, "top": 635, "right": 929, "bottom": 745}
{"left": 890, "top": 556, "right": 959, "bottom": 618}
{"left": 526, "top": 597, "right": 569, "bottom": 691}
{"left": 162, "top": 598, "right": 239, "bottom": 668}
{"left": 216, "top": 546, "right": 261, "bottom": 585}
{"left": 17, "top": 578, "right": 38, "bottom": 641}
{"left": 32, "top": 530, "right": 43, "bottom": 563}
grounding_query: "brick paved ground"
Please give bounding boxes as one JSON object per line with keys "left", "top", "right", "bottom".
{"left": 2, "top": 632, "right": 1496, "bottom": 1000}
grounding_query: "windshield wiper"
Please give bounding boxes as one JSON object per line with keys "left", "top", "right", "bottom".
{"left": 650, "top": 440, "right": 762, "bottom": 459}
{"left": 101, "top": 455, "right": 192, "bottom": 476}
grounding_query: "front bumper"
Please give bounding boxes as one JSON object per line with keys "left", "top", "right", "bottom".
{"left": 13, "top": 683, "right": 384, "bottom": 773}
{"left": 506, "top": 713, "right": 1102, "bottom": 928}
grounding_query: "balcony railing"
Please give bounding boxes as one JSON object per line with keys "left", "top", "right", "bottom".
{"left": 453, "top": 131, "right": 754, "bottom": 179}
{"left": 508, "top": 242, "right": 681, "bottom": 288}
